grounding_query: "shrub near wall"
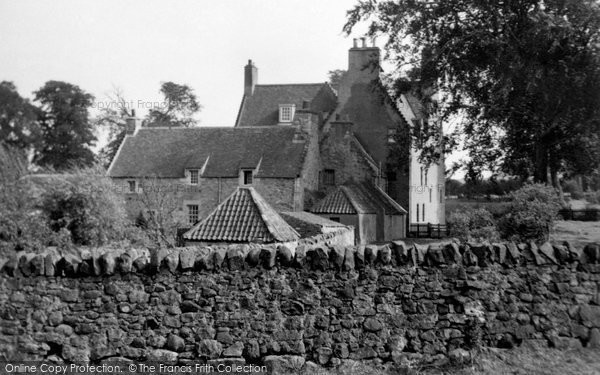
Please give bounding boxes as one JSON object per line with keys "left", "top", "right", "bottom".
{"left": 1, "top": 238, "right": 600, "bottom": 372}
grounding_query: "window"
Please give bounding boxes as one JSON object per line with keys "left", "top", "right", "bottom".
{"left": 416, "top": 204, "right": 419, "bottom": 222}
{"left": 188, "top": 205, "right": 199, "bottom": 225}
{"left": 242, "top": 170, "right": 253, "bottom": 185}
{"left": 387, "top": 128, "right": 397, "bottom": 143}
{"left": 424, "top": 168, "right": 428, "bottom": 186}
{"left": 189, "top": 169, "right": 199, "bottom": 185}
{"left": 329, "top": 217, "right": 341, "bottom": 223}
{"left": 128, "top": 180, "right": 136, "bottom": 193}
{"left": 440, "top": 188, "right": 443, "bottom": 203}
{"left": 422, "top": 203, "right": 425, "bottom": 222}
{"left": 420, "top": 167, "right": 423, "bottom": 186}
{"left": 279, "top": 104, "right": 295, "bottom": 123}
{"left": 429, "top": 188, "right": 432, "bottom": 203}
{"left": 323, "top": 169, "right": 335, "bottom": 186}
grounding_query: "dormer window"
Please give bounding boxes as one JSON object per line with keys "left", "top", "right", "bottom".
{"left": 279, "top": 104, "right": 295, "bottom": 123}
{"left": 189, "top": 169, "right": 199, "bottom": 185}
{"left": 240, "top": 169, "right": 254, "bottom": 186}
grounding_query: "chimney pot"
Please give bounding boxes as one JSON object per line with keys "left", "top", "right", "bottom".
{"left": 361, "top": 37, "right": 367, "bottom": 47}
{"left": 244, "top": 59, "right": 258, "bottom": 96}
{"left": 353, "top": 38, "right": 358, "bottom": 48}
{"left": 131, "top": 109, "right": 136, "bottom": 117}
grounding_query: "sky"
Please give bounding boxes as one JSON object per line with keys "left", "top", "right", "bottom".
{"left": 0, "top": 0, "right": 364, "bottom": 126}
{"left": 0, "top": 0, "right": 465, "bottom": 177}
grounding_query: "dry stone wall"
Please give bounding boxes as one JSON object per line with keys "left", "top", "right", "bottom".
{"left": 1, "top": 239, "right": 600, "bottom": 372}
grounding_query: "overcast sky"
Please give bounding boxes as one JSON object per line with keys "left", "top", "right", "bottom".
{"left": 1, "top": 0, "right": 466, "bottom": 177}
{"left": 1, "top": 0, "right": 365, "bottom": 126}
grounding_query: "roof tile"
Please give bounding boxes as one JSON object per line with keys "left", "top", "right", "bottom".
{"left": 108, "top": 126, "right": 306, "bottom": 178}
{"left": 183, "top": 187, "right": 299, "bottom": 243}
{"left": 236, "top": 83, "right": 327, "bottom": 127}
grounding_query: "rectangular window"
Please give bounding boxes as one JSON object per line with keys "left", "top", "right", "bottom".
{"left": 329, "top": 217, "right": 341, "bottom": 223}
{"left": 416, "top": 204, "right": 419, "bottom": 223}
{"left": 440, "top": 189, "right": 443, "bottom": 203}
{"left": 323, "top": 169, "right": 335, "bottom": 186}
{"left": 128, "top": 180, "right": 136, "bottom": 193}
{"left": 188, "top": 205, "right": 199, "bottom": 225}
{"left": 420, "top": 167, "right": 423, "bottom": 186}
{"left": 279, "top": 104, "right": 295, "bottom": 123}
{"left": 429, "top": 188, "right": 432, "bottom": 203}
{"left": 243, "top": 170, "right": 253, "bottom": 185}
{"left": 189, "top": 169, "right": 199, "bottom": 185}
{"left": 422, "top": 203, "right": 425, "bottom": 222}
{"left": 425, "top": 168, "right": 428, "bottom": 186}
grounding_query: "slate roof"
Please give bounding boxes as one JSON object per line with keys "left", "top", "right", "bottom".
{"left": 183, "top": 187, "right": 300, "bottom": 243}
{"left": 403, "top": 92, "right": 426, "bottom": 120}
{"left": 311, "top": 181, "right": 407, "bottom": 215}
{"left": 108, "top": 126, "right": 306, "bottom": 178}
{"left": 280, "top": 211, "right": 346, "bottom": 238}
{"left": 235, "top": 83, "right": 328, "bottom": 127}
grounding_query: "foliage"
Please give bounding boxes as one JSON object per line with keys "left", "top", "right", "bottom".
{"left": 0, "top": 81, "right": 41, "bottom": 150}
{"left": 94, "top": 88, "right": 131, "bottom": 168}
{"left": 146, "top": 82, "right": 201, "bottom": 127}
{"left": 327, "top": 69, "right": 346, "bottom": 91}
{"left": 0, "top": 142, "right": 28, "bottom": 184}
{"left": 33, "top": 81, "right": 97, "bottom": 170}
{"left": 445, "top": 178, "right": 523, "bottom": 198}
{"left": 40, "top": 167, "right": 146, "bottom": 246}
{"left": 562, "top": 179, "right": 584, "bottom": 199}
{"left": 498, "top": 184, "right": 561, "bottom": 242}
{"left": 447, "top": 206, "right": 500, "bottom": 242}
{"left": 137, "top": 177, "right": 187, "bottom": 248}
{"left": 345, "top": 0, "right": 600, "bottom": 184}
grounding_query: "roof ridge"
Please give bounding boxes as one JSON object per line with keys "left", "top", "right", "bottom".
{"left": 255, "top": 83, "right": 326, "bottom": 87}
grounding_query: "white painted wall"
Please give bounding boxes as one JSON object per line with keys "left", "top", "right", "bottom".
{"left": 397, "top": 95, "right": 446, "bottom": 224}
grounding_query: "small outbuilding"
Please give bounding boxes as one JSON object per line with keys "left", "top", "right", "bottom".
{"left": 310, "top": 181, "right": 407, "bottom": 244}
{"left": 183, "top": 187, "right": 300, "bottom": 246}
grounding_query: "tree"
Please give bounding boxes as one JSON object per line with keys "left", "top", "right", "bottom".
{"left": 94, "top": 88, "right": 131, "bottom": 168}
{"left": 328, "top": 69, "right": 346, "bottom": 91}
{"left": 0, "top": 81, "right": 41, "bottom": 150}
{"left": 33, "top": 81, "right": 96, "bottom": 170}
{"left": 146, "top": 82, "right": 201, "bottom": 127}
{"left": 345, "top": 0, "right": 600, "bottom": 187}
{"left": 138, "top": 176, "right": 186, "bottom": 247}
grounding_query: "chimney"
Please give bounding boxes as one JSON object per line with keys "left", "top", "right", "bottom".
{"left": 330, "top": 120, "right": 353, "bottom": 140}
{"left": 244, "top": 59, "right": 258, "bottom": 96}
{"left": 125, "top": 110, "right": 141, "bottom": 135}
{"left": 338, "top": 39, "right": 381, "bottom": 104}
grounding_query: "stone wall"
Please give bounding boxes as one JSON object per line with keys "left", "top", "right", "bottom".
{"left": 113, "top": 176, "right": 298, "bottom": 224}
{"left": 1, "top": 240, "right": 600, "bottom": 372}
{"left": 319, "top": 128, "right": 379, "bottom": 195}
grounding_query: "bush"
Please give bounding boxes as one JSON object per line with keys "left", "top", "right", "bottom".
{"left": 41, "top": 167, "right": 144, "bottom": 246}
{"left": 562, "top": 179, "right": 584, "bottom": 200}
{"left": 447, "top": 206, "right": 500, "bottom": 242}
{"left": 498, "top": 183, "right": 560, "bottom": 242}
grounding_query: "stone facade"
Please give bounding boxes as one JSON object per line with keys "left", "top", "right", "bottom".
{"left": 114, "top": 176, "right": 299, "bottom": 225}
{"left": 2, "top": 241, "right": 599, "bottom": 369}
{"left": 319, "top": 122, "right": 382, "bottom": 195}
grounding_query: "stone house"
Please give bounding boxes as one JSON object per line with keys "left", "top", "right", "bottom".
{"left": 310, "top": 181, "right": 406, "bottom": 244}
{"left": 108, "top": 40, "right": 445, "bottom": 242}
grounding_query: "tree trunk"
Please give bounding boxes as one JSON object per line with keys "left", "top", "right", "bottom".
{"left": 534, "top": 142, "right": 549, "bottom": 184}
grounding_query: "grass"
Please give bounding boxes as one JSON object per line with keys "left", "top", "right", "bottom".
{"left": 551, "top": 220, "right": 600, "bottom": 248}
{"left": 293, "top": 346, "right": 600, "bottom": 375}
